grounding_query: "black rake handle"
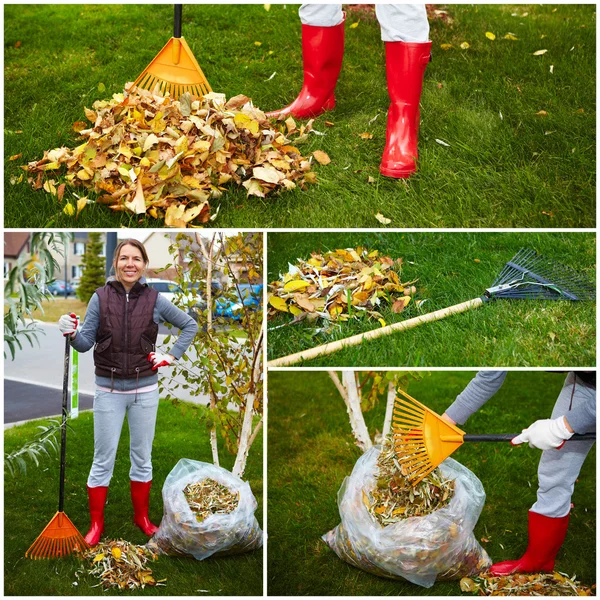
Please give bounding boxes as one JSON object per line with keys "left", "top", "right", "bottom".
{"left": 58, "top": 335, "right": 71, "bottom": 512}
{"left": 174, "top": 5, "right": 182, "bottom": 38}
{"left": 464, "top": 433, "right": 595, "bottom": 442}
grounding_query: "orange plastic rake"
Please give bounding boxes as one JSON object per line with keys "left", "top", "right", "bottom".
{"left": 26, "top": 336, "right": 88, "bottom": 559}
{"left": 392, "top": 389, "right": 595, "bottom": 486}
{"left": 134, "top": 4, "right": 212, "bottom": 99}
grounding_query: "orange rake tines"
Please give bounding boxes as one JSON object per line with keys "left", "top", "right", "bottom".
{"left": 133, "top": 5, "right": 212, "bottom": 99}
{"left": 26, "top": 511, "right": 88, "bottom": 559}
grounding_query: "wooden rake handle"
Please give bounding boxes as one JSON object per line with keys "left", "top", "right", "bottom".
{"left": 267, "top": 297, "right": 484, "bottom": 368}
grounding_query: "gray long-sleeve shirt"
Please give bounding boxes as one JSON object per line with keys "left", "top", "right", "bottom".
{"left": 71, "top": 291, "right": 198, "bottom": 391}
{"left": 445, "top": 371, "right": 596, "bottom": 434}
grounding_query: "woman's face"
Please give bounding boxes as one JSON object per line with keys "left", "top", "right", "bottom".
{"left": 116, "top": 244, "right": 146, "bottom": 287}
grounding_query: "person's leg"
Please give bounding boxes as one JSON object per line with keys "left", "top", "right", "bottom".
{"left": 266, "top": 4, "right": 345, "bottom": 119}
{"left": 85, "top": 389, "right": 128, "bottom": 545}
{"left": 376, "top": 4, "right": 431, "bottom": 178}
{"left": 127, "top": 389, "right": 160, "bottom": 535}
{"left": 375, "top": 4, "right": 429, "bottom": 42}
{"left": 491, "top": 373, "right": 595, "bottom": 575}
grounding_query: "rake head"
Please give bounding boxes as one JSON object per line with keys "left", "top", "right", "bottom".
{"left": 485, "top": 248, "right": 596, "bottom": 301}
{"left": 392, "top": 390, "right": 466, "bottom": 486}
{"left": 25, "top": 511, "right": 89, "bottom": 559}
{"left": 134, "top": 37, "right": 212, "bottom": 100}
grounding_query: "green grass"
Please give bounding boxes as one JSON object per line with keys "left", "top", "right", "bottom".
{"left": 267, "top": 371, "right": 596, "bottom": 596}
{"left": 4, "top": 400, "right": 263, "bottom": 596}
{"left": 4, "top": 4, "right": 595, "bottom": 228}
{"left": 267, "top": 232, "right": 596, "bottom": 367}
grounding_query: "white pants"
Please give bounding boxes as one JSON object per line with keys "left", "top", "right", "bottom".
{"left": 299, "top": 4, "right": 429, "bottom": 42}
{"left": 87, "top": 388, "right": 160, "bottom": 487}
{"left": 531, "top": 373, "right": 595, "bottom": 517}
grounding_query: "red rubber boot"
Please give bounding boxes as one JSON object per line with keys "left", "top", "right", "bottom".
{"left": 131, "top": 480, "right": 159, "bottom": 536}
{"left": 266, "top": 15, "right": 345, "bottom": 119}
{"left": 380, "top": 41, "right": 432, "bottom": 178}
{"left": 84, "top": 485, "right": 108, "bottom": 546}
{"left": 490, "top": 511, "right": 570, "bottom": 576}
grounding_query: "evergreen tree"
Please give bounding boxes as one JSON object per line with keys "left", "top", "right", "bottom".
{"left": 77, "top": 233, "right": 106, "bottom": 303}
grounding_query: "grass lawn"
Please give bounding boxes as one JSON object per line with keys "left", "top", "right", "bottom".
{"left": 267, "top": 370, "right": 596, "bottom": 596}
{"left": 266, "top": 231, "right": 596, "bottom": 367}
{"left": 29, "top": 297, "right": 88, "bottom": 323}
{"left": 4, "top": 400, "right": 263, "bottom": 596}
{"left": 4, "top": 4, "right": 595, "bottom": 228}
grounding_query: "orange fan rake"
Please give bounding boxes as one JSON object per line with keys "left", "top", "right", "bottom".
{"left": 25, "top": 336, "right": 89, "bottom": 559}
{"left": 134, "top": 4, "right": 212, "bottom": 99}
{"left": 391, "top": 389, "right": 595, "bottom": 486}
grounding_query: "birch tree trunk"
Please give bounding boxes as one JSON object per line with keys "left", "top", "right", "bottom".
{"left": 328, "top": 371, "right": 372, "bottom": 451}
{"left": 382, "top": 380, "right": 397, "bottom": 439}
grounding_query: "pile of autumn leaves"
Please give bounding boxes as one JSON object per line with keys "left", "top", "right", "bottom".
{"left": 24, "top": 83, "right": 325, "bottom": 226}
{"left": 268, "top": 248, "right": 418, "bottom": 325}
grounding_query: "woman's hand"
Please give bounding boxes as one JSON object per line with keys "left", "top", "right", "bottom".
{"left": 148, "top": 352, "right": 175, "bottom": 371}
{"left": 511, "top": 416, "right": 574, "bottom": 450}
{"left": 58, "top": 313, "right": 78, "bottom": 338}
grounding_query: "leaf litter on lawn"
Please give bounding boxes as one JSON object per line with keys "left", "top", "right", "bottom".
{"left": 268, "top": 247, "right": 418, "bottom": 325}
{"left": 23, "top": 83, "right": 323, "bottom": 226}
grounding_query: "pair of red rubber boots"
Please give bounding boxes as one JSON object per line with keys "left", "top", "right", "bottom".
{"left": 266, "top": 17, "right": 431, "bottom": 178}
{"left": 84, "top": 481, "right": 159, "bottom": 546}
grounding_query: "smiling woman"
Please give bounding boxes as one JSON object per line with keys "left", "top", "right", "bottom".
{"left": 57, "top": 237, "right": 198, "bottom": 546}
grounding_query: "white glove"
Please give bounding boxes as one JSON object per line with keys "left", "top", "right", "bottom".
{"left": 147, "top": 352, "right": 175, "bottom": 371}
{"left": 511, "top": 417, "right": 574, "bottom": 450}
{"left": 58, "top": 313, "right": 78, "bottom": 337}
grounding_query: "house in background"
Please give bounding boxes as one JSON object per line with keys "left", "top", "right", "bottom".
{"left": 4, "top": 232, "right": 31, "bottom": 280}
{"left": 49, "top": 233, "right": 106, "bottom": 284}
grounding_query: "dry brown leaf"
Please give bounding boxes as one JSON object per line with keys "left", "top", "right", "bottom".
{"left": 312, "top": 150, "right": 331, "bottom": 165}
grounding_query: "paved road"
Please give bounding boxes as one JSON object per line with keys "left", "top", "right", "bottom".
{"left": 5, "top": 321, "right": 212, "bottom": 425}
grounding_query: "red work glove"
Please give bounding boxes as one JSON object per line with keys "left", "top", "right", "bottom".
{"left": 511, "top": 416, "right": 574, "bottom": 450}
{"left": 147, "top": 352, "right": 175, "bottom": 371}
{"left": 58, "top": 313, "right": 78, "bottom": 338}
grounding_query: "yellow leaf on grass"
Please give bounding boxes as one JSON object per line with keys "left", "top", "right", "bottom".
{"left": 125, "top": 178, "right": 146, "bottom": 215}
{"left": 359, "top": 132, "right": 373, "bottom": 140}
{"left": 536, "top": 110, "right": 548, "bottom": 117}
{"left": 264, "top": 4, "right": 271, "bottom": 10}
{"left": 378, "top": 318, "right": 386, "bottom": 328}
{"left": 269, "top": 296, "right": 288, "bottom": 312}
{"left": 350, "top": 22, "right": 359, "bottom": 29}
{"left": 312, "top": 150, "right": 331, "bottom": 165}
{"left": 440, "top": 43, "right": 453, "bottom": 50}
{"left": 283, "top": 280, "right": 311, "bottom": 292}
{"left": 63, "top": 203, "right": 75, "bottom": 216}
{"left": 9, "top": 153, "right": 22, "bottom": 161}
{"left": 533, "top": 49, "right": 548, "bottom": 55}
{"left": 93, "top": 553, "right": 105, "bottom": 563}
{"left": 295, "top": 296, "right": 315, "bottom": 312}
{"left": 164, "top": 204, "right": 186, "bottom": 227}
{"left": 375, "top": 212, "right": 391, "bottom": 225}
{"left": 485, "top": 32, "right": 496, "bottom": 40}
{"left": 289, "top": 305, "right": 303, "bottom": 316}
{"left": 43, "top": 180, "right": 57, "bottom": 195}
{"left": 254, "top": 41, "right": 262, "bottom": 46}
{"left": 504, "top": 33, "right": 518, "bottom": 40}
{"left": 76, "top": 197, "right": 88, "bottom": 218}
{"left": 111, "top": 547, "right": 122, "bottom": 559}
{"left": 460, "top": 41, "right": 470, "bottom": 49}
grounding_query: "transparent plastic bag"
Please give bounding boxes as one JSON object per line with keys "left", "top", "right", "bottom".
{"left": 322, "top": 446, "right": 491, "bottom": 588}
{"left": 151, "top": 458, "right": 263, "bottom": 560}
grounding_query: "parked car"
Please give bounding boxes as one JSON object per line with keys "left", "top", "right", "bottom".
{"left": 145, "top": 278, "right": 184, "bottom": 303}
{"left": 47, "top": 280, "right": 75, "bottom": 296}
{"left": 214, "top": 284, "right": 263, "bottom": 320}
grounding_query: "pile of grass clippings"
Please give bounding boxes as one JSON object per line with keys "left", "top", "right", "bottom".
{"left": 77, "top": 539, "right": 164, "bottom": 591}
{"left": 460, "top": 571, "right": 595, "bottom": 596}
{"left": 24, "top": 84, "right": 322, "bottom": 226}
{"left": 268, "top": 247, "right": 417, "bottom": 324}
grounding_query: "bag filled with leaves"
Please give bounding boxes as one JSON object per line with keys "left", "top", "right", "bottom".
{"left": 322, "top": 444, "right": 491, "bottom": 588}
{"left": 150, "top": 458, "right": 263, "bottom": 560}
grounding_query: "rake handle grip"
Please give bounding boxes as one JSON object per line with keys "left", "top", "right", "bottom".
{"left": 268, "top": 297, "right": 484, "bottom": 367}
{"left": 58, "top": 336, "right": 71, "bottom": 513}
{"left": 463, "top": 433, "right": 596, "bottom": 442}
{"left": 174, "top": 4, "right": 182, "bottom": 38}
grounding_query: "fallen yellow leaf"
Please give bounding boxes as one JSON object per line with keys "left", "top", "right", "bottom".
{"left": 269, "top": 296, "right": 288, "bottom": 312}
{"left": 485, "top": 31, "right": 496, "bottom": 40}
{"left": 536, "top": 110, "right": 548, "bottom": 117}
{"left": 532, "top": 49, "right": 548, "bottom": 55}
{"left": 111, "top": 547, "right": 122, "bottom": 559}
{"left": 9, "top": 153, "right": 22, "bottom": 161}
{"left": 312, "top": 150, "right": 331, "bottom": 165}
{"left": 349, "top": 22, "right": 359, "bottom": 29}
{"left": 440, "top": 43, "right": 453, "bottom": 50}
{"left": 283, "top": 280, "right": 311, "bottom": 292}
{"left": 76, "top": 197, "right": 88, "bottom": 218}
{"left": 504, "top": 33, "right": 518, "bottom": 40}
{"left": 375, "top": 212, "right": 391, "bottom": 225}
{"left": 359, "top": 132, "right": 373, "bottom": 140}
{"left": 63, "top": 203, "right": 75, "bottom": 216}
{"left": 460, "top": 41, "right": 470, "bottom": 49}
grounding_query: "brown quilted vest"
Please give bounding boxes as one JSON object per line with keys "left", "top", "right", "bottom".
{"left": 94, "top": 280, "right": 159, "bottom": 381}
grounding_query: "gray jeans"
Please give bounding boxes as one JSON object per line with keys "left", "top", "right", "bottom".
{"left": 87, "top": 388, "right": 159, "bottom": 488}
{"left": 532, "top": 373, "right": 596, "bottom": 517}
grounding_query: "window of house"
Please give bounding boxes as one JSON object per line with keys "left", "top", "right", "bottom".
{"left": 4, "top": 262, "right": 11, "bottom": 278}
{"left": 72, "top": 265, "right": 83, "bottom": 279}
{"left": 74, "top": 242, "right": 85, "bottom": 256}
